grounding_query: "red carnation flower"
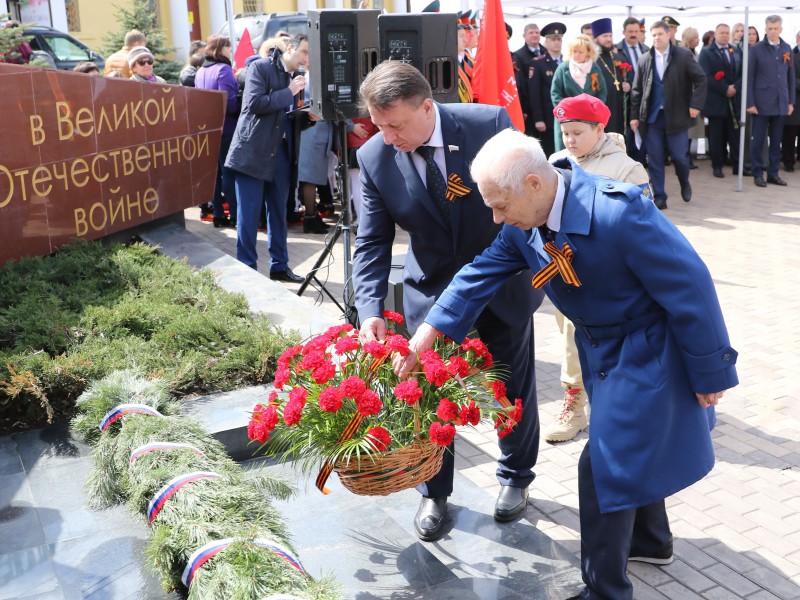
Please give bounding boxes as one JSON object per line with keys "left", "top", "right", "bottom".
{"left": 496, "top": 422, "right": 514, "bottom": 438}
{"left": 355, "top": 389, "right": 383, "bottom": 416}
{"left": 334, "top": 334, "right": 360, "bottom": 354}
{"left": 429, "top": 421, "right": 456, "bottom": 446}
{"left": 363, "top": 340, "right": 389, "bottom": 359}
{"left": 283, "top": 399, "right": 304, "bottom": 426}
{"left": 248, "top": 403, "right": 280, "bottom": 442}
{"left": 491, "top": 380, "right": 507, "bottom": 401}
{"left": 385, "top": 334, "right": 411, "bottom": 356}
{"left": 394, "top": 379, "right": 423, "bottom": 405}
{"left": 277, "top": 345, "right": 302, "bottom": 369}
{"left": 436, "top": 398, "right": 459, "bottom": 422}
{"left": 459, "top": 401, "right": 481, "bottom": 426}
{"left": 302, "top": 335, "right": 329, "bottom": 355}
{"left": 267, "top": 390, "right": 279, "bottom": 405}
{"left": 619, "top": 61, "right": 632, "bottom": 72}
{"left": 714, "top": 70, "right": 725, "bottom": 81}
{"left": 367, "top": 426, "right": 391, "bottom": 452}
{"left": 247, "top": 419, "right": 268, "bottom": 443}
{"left": 341, "top": 376, "right": 367, "bottom": 398}
{"left": 288, "top": 387, "right": 309, "bottom": 406}
{"left": 274, "top": 367, "right": 290, "bottom": 390}
{"left": 325, "top": 323, "right": 355, "bottom": 339}
{"left": 447, "top": 355, "right": 470, "bottom": 377}
{"left": 301, "top": 350, "right": 327, "bottom": 370}
{"left": 461, "top": 338, "right": 494, "bottom": 367}
{"left": 420, "top": 350, "right": 449, "bottom": 386}
{"left": 509, "top": 398, "right": 523, "bottom": 424}
{"left": 318, "top": 387, "right": 344, "bottom": 412}
{"left": 311, "top": 361, "right": 337, "bottom": 384}
{"left": 383, "top": 309, "right": 405, "bottom": 325}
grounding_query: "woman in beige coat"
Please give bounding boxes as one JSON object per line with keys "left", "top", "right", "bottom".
{"left": 544, "top": 94, "right": 651, "bottom": 443}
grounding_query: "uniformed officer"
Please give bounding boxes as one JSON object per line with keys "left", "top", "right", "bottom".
{"left": 529, "top": 22, "right": 566, "bottom": 157}
{"left": 662, "top": 15, "right": 680, "bottom": 44}
{"left": 457, "top": 11, "right": 475, "bottom": 103}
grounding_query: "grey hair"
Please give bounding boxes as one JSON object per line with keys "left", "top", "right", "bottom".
{"left": 524, "top": 23, "right": 540, "bottom": 34}
{"left": 765, "top": 15, "right": 783, "bottom": 26}
{"left": 470, "top": 129, "right": 551, "bottom": 196}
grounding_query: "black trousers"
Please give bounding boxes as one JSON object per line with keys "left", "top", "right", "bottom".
{"left": 575, "top": 444, "right": 672, "bottom": 600}
{"left": 781, "top": 123, "right": 800, "bottom": 166}
{"left": 420, "top": 311, "right": 540, "bottom": 497}
{"left": 708, "top": 115, "right": 740, "bottom": 171}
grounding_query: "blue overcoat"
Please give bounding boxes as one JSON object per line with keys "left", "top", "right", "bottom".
{"left": 747, "top": 38, "right": 796, "bottom": 116}
{"left": 426, "top": 162, "right": 739, "bottom": 513}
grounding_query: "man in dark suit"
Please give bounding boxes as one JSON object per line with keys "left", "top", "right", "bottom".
{"left": 699, "top": 23, "right": 743, "bottom": 178}
{"left": 616, "top": 17, "right": 649, "bottom": 162}
{"left": 529, "top": 22, "right": 566, "bottom": 157}
{"left": 513, "top": 23, "right": 543, "bottom": 135}
{"left": 630, "top": 20, "right": 707, "bottom": 209}
{"left": 353, "top": 61, "right": 544, "bottom": 542}
{"left": 781, "top": 31, "right": 800, "bottom": 171}
{"left": 747, "top": 14, "right": 796, "bottom": 187}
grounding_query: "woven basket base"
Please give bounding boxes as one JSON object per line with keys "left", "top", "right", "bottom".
{"left": 333, "top": 441, "right": 446, "bottom": 496}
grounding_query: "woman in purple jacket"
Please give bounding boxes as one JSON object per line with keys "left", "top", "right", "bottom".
{"left": 195, "top": 35, "right": 240, "bottom": 228}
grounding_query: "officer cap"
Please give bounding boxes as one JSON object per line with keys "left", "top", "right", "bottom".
{"left": 421, "top": 0, "right": 439, "bottom": 13}
{"left": 457, "top": 10, "right": 472, "bottom": 29}
{"left": 553, "top": 94, "right": 611, "bottom": 127}
{"left": 662, "top": 16, "right": 680, "bottom": 28}
{"left": 541, "top": 22, "right": 566, "bottom": 38}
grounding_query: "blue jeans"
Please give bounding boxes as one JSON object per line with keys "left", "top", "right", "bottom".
{"left": 644, "top": 110, "right": 690, "bottom": 201}
{"left": 751, "top": 113, "right": 785, "bottom": 178}
{"left": 212, "top": 132, "right": 237, "bottom": 220}
{"left": 234, "top": 144, "right": 290, "bottom": 272}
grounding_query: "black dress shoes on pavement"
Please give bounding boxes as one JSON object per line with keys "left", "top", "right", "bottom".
{"left": 712, "top": 168, "right": 724, "bottom": 178}
{"left": 414, "top": 496, "right": 448, "bottom": 541}
{"left": 680, "top": 183, "right": 692, "bottom": 202}
{"left": 767, "top": 175, "right": 788, "bottom": 186}
{"left": 654, "top": 197, "right": 668, "bottom": 210}
{"left": 494, "top": 485, "right": 529, "bottom": 522}
{"left": 754, "top": 176, "right": 767, "bottom": 188}
{"left": 269, "top": 268, "right": 304, "bottom": 283}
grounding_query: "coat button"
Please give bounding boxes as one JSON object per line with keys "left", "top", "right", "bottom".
{"left": 722, "top": 353, "right": 731, "bottom": 361}
{"left": 599, "top": 372, "right": 606, "bottom": 380}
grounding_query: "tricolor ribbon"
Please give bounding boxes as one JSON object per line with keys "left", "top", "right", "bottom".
{"left": 129, "top": 442, "right": 207, "bottom": 464}
{"left": 445, "top": 173, "right": 471, "bottom": 202}
{"left": 181, "top": 537, "right": 305, "bottom": 589}
{"left": 147, "top": 471, "right": 220, "bottom": 524}
{"left": 531, "top": 242, "right": 582, "bottom": 289}
{"left": 315, "top": 354, "right": 388, "bottom": 494}
{"left": 99, "top": 403, "right": 163, "bottom": 432}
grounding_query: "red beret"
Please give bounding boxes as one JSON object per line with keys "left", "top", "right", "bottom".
{"left": 553, "top": 94, "right": 611, "bottom": 127}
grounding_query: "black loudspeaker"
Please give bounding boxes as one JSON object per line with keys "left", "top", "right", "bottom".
{"left": 378, "top": 13, "right": 458, "bottom": 104}
{"left": 307, "top": 9, "right": 380, "bottom": 120}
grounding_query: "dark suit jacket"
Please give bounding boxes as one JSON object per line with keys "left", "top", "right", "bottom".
{"left": 747, "top": 38, "right": 796, "bottom": 116}
{"left": 698, "top": 43, "right": 742, "bottom": 117}
{"left": 615, "top": 40, "right": 650, "bottom": 77}
{"left": 353, "top": 103, "right": 544, "bottom": 332}
{"left": 513, "top": 45, "right": 542, "bottom": 133}
{"left": 787, "top": 46, "right": 800, "bottom": 126}
{"left": 529, "top": 53, "right": 560, "bottom": 127}
{"left": 630, "top": 43, "right": 707, "bottom": 135}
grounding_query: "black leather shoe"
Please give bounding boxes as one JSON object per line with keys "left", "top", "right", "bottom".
{"left": 712, "top": 168, "right": 724, "bottom": 178}
{"left": 270, "top": 269, "right": 304, "bottom": 283}
{"left": 413, "top": 496, "right": 448, "bottom": 541}
{"left": 754, "top": 176, "right": 767, "bottom": 188}
{"left": 680, "top": 183, "right": 692, "bottom": 202}
{"left": 654, "top": 197, "right": 668, "bottom": 210}
{"left": 767, "top": 175, "right": 788, "bottom": 186}
{"left": 629, "top": 537, "right": 674, "bottom": 565}
{"left": 784, "top": 163, "right": 795, "bottom": 172}
{"left": 743, "top": 167, "right": 752, "bottom": 176}
{"left": 494, "top": 485, "right": 529, "bottom": 522}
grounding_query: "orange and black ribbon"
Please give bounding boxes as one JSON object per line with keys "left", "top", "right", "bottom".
{"left": 315, "top": 354, "right": 388, "bottom": 494}
{"left": 531, "top": 242, "right": 582, "bottom": 289}
{"left": 445, "top": 173, "right": 471, "bottom": 201}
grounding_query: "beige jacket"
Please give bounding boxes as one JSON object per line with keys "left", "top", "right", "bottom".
{"left": 550, "top": 132, "right": 650, "bottom": 187}
{"left": 104, "top": 47, "right": 132, "bottom": 79}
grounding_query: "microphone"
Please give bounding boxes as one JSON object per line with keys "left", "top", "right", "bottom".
{"left": 298, "top": 65, "right": 306, "bottom": 76}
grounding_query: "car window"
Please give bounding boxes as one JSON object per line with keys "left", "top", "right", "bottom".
{"left": 44, "top": 35, "right": 90, "bottom": 61}
{"left": 266, "top": 18, "right": 307, "bottom": 38}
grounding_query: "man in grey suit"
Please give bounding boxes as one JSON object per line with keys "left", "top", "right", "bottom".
{"left": 352, "top": 61, "right": 544, "bottom": 542}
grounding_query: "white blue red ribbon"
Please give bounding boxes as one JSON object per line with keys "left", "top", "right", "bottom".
{"left": 99, "top": 403, "right": 163, "bottom": 432}
{"left": 181, "top": 537, "right": 306, "bottom": 589}
{"left": 147, "top": 471, "right": 220, "bottom": 525}
{"left": 129, "top": 442, "right": 207, "bottom": 464}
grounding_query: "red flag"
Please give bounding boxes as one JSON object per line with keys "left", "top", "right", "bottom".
{"left": 233, "top": 27, "right": 255, "bottom": 71}
{"left": 471, "top": 0, "right": 524, "bottom": 131}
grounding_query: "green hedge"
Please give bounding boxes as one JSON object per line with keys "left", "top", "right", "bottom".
{"left": 0, "top": 240, "right": 298, "bottom": 433}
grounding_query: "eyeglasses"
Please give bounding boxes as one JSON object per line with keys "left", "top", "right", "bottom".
{"left": 136, "top": 58, "right": 154, "bottom": 66}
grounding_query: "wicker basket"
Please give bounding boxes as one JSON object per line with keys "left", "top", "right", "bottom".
{"left": 332, "top": 439, "right": 446, "bottom": 496}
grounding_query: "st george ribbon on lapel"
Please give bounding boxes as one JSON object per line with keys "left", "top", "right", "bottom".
{"left": 416, "top": 145, "right": 452, "bottom": 223}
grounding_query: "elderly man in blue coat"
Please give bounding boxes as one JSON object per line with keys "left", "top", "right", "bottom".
{"left": 400, "top": 129, "right": 738, "bottom": 600}
{"left": 353, "top": 61, "right": 544, "bottom": 542}
{"left": 747, "top": 14, "right": 796, "bottom": 187}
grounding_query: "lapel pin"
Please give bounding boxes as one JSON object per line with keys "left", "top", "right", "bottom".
{"left": 448, "top": 145, "right": 460, "bottom": 152}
